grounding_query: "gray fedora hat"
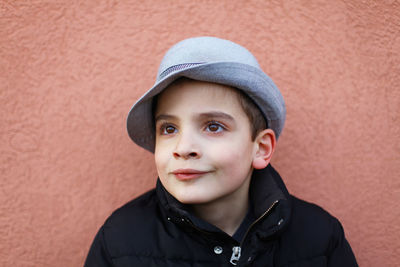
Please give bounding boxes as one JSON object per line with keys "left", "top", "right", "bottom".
{"left": 127, "top": 36, "right": 286, "bottom": 152}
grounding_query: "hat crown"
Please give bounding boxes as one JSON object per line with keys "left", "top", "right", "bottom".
{"left": 157, "top": 37, "right": 260, "bottom": 80}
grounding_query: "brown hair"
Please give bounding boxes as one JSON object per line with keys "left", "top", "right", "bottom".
{"left": 236, "top": 90, "right": 267, "bottom": 140}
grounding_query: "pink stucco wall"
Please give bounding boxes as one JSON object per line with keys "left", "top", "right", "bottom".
{"left": 1, "top": 1, "right": 399, "bottom": 266}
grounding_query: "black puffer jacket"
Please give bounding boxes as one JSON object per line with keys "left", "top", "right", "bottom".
{"left": 84, "top": 165, "right": 358, "bottom": 266}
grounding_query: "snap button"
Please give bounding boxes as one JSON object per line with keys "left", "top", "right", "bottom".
{"left": 213, "top": 246, "right": 223, "bottom": 254}
{"left": 277, "top": 218, "right": 284, "bottom": 226}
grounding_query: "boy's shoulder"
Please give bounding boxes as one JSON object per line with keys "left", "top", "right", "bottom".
{"left": 273, "top": 195, "right": 357, "bottom": 265}
{"left": 290, "top": 195, "right": 338, "bottom": 223}
{"left": 279, "top": 195, "right": 349, "bottom": 259}
{"left": 104, "top": 188, "right": 158, "bottom": 229}
{"left": 97, "top": 188, "right": 165, "bottom": 259}
{"left": 292, "top": 195, "right": 342, "bottom": 228}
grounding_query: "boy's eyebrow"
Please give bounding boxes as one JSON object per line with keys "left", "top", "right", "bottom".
{"left": 155, "top": 112, "right": 235, "bottom": 122}
{"left": 155, "top": 114, "right": 177, "bottom": 122}
{"left": 198, "top": 111, "right": 235, "bottom": 121}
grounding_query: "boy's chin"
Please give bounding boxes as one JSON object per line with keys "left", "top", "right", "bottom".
{"left": 174, "top": 195, "right": 207, "bottom": 205}
{"left": 172, "top": 192, "right": 218, "bottom": 205}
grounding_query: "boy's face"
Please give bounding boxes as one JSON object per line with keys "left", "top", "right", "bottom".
{"left": 154, "top": 79, "right": 258, "bottom": 206}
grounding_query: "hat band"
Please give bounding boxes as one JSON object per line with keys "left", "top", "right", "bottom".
{"left": 158, "top": 62, "right": 205, "bottom": 80}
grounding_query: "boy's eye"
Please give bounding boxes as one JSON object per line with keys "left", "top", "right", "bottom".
{"left": 205, "top": 122, "right": 225, "bottom": 133}
{"left": 160, "top": 124, "right": 177, "bottom": 135}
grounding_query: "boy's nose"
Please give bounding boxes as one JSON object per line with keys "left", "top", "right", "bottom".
{"left": 173, "top": 150, "right": 199, "bottom": 159}
{"left": 172, "top": 133, "right": 201, "bottom": 159}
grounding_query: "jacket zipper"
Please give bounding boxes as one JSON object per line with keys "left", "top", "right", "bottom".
{"left": 229, "top": 200, "right": 279, "bottom": 266}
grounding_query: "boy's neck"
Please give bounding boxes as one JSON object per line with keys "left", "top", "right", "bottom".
{"left": 191, "top": 178, "right": 251, "bottom": 236}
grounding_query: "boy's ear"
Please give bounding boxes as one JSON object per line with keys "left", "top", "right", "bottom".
{"left": 252, "top": 129, "right": 276, "bottom": 169}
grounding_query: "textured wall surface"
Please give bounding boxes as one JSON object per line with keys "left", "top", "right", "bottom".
{"left": 1, "top": 1, "right": 399, "bottom": 266}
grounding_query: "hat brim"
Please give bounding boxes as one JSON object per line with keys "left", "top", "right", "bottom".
{"left": 127, "top": 61, "right": 286, "bottom": 153}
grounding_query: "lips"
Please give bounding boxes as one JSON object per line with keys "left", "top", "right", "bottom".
{"left": 171, "top": 169, "right": 211, "bottom": 181}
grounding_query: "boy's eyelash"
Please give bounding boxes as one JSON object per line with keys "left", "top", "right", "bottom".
{"left": 205, "top": 121, "right": 227, "bottom": 130}
{"left": 207, "top": 120, "right": 224, "bottom": 126}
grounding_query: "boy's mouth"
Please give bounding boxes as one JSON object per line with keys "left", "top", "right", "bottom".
{"left": 171, "top": 169, "right": 211, "bottom": 181}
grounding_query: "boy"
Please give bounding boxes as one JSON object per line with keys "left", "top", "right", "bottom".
{"left": 85, "top": 37, "right": 358, "bottom": 266}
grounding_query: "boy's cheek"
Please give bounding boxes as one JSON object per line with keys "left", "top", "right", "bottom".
{"left": 154, "top": 140, "right": 170, "bottom": 156}
{"left": 209, "top": 149, "right": 249, "bottom": 166}
{"left": 154, "top": 150, "right": 168, "bottom": 170}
